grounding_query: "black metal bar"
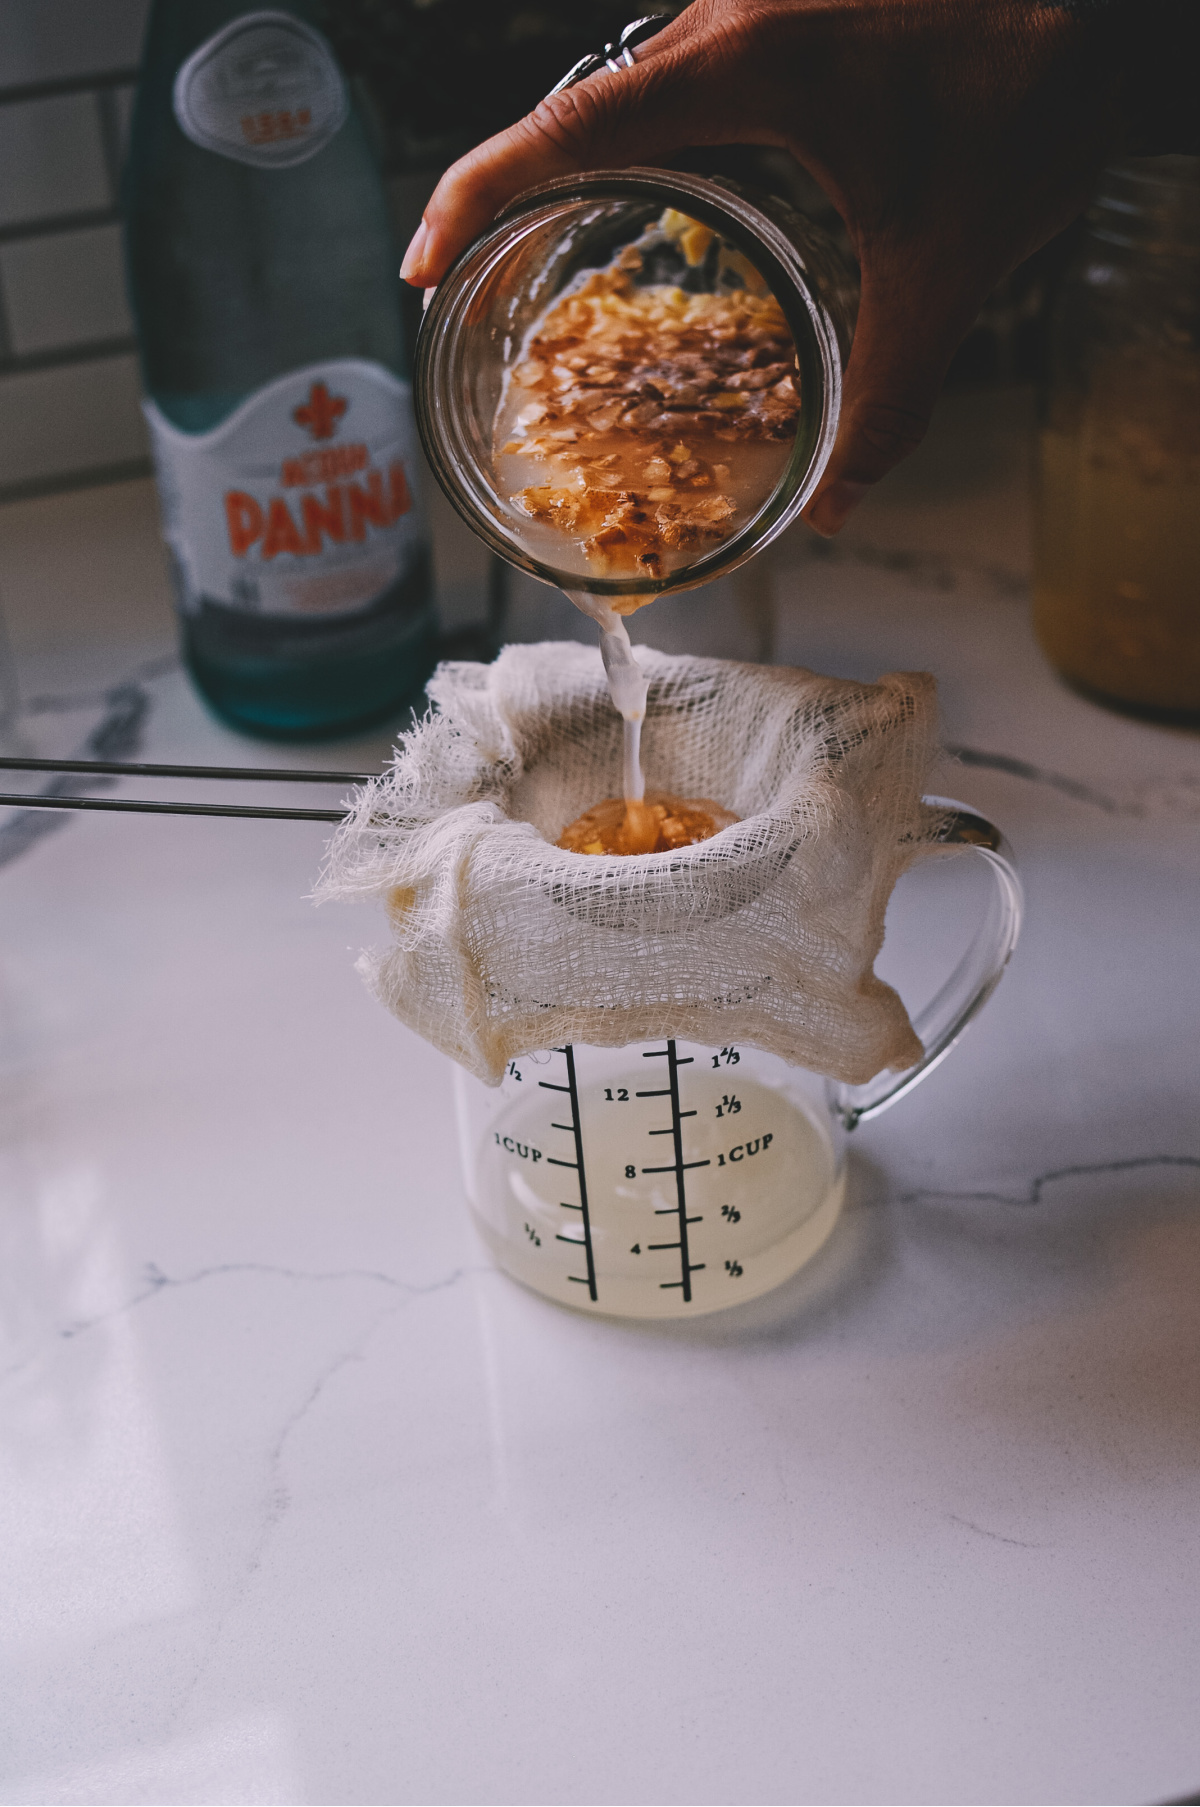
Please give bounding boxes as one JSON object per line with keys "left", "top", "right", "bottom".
{"left": 0, "top": 756, "right": 375, "bottom": 783}
{"left": 0, "top": 793, "right": 344, "bottom": 822}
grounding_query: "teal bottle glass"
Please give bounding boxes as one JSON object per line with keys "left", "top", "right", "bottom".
{"left": 124, "top": 0, "right": 436, "bottom": 739}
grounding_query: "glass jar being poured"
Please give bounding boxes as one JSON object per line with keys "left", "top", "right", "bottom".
{"left": 414, "top": 169, "right": 856, "bottom": 851}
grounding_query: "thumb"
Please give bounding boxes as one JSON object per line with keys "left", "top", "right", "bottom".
{"left": 401, "top": 26, "right": 727, "bottom": 285}
{"left": 803, "top": 260, "right": 973, "bottom": 536}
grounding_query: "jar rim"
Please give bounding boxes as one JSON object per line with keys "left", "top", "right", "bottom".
{"left": 413, "top": 167, "right": 851, "bottom": 599}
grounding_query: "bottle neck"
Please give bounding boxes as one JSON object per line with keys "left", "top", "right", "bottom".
{"left": 1087, "top": 156, "right": 1200, "bottom": 262}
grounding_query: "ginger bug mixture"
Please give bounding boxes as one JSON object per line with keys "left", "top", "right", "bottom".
{"left": 496, "top": 213, "right": 800, "bottom": 593}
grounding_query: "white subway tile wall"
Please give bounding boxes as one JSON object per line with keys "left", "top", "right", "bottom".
{"left": 0, "top": 1, "right": 493, "bottom": 648}
{"left": 0, "top": 354, "right": 148, "bottom": 490}
{"left": 0, "top": 0, "right": 148, "bottom": 498}
{"left": 109, "top": 83, "right": 137, "bottom": 157}
{"left": 0, "top": 94, "right": 111, "bottom": 228}
{"left": 1, "top": 222, "right": 133, "bottom": 353}
{"left": 0, "top": 0, "right": 150, "bottom": 89}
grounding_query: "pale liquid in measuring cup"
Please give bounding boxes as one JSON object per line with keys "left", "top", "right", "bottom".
{"left": 462, "top": 1041, "right": 844, "bottom": 1318}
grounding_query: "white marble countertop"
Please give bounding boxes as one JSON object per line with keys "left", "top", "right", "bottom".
{"left": 0, "top": 392, "right": 1198, "bottom": 1806}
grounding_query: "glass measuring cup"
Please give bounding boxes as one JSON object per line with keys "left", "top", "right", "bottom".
{"left": 414, "top": 167, "right": 856, "bottom": 604}
{"left": 454, "top": 800, "right": 1022, "bottom": 1319}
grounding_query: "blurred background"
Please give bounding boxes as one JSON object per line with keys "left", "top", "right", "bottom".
{"left": 0, "top": 0, "right": 1063, "bottom": 512}
{"left": 1, "top": 0, "right": 1194, "bottom": 731}
{"left": 0, "top": 0, "right": 147, "bottom": 505}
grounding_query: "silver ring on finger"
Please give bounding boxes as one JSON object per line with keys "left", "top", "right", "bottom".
{"left": 547, "top": 14, "right": 673, "bottom": 98}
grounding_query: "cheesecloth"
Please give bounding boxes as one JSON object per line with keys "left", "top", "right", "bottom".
{"left": 318, "top": 643, "right": 944, "bottom": 1085}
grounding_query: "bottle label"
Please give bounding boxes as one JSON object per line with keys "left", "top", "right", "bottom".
{"left": 173, "top": 10, "right": 347, "bottom": 169}
{"left": 145, "top": 360, "right": 427, "bottom": 620}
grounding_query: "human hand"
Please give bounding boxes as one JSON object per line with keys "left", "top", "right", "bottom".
{"left": 399, "top": 0, "right": 1121, "bottom": 533}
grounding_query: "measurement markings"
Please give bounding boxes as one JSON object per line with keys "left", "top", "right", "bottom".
{"left": 648, "top": 1218, "right": 702, "bottom": 1251}
{"left": 638, "top": 1040, "right": 709, "bottom": 1301}
{"left": 547, "top": 1045, "right": 597, "bottom": 1300}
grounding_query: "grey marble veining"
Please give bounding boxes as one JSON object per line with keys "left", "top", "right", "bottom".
{"left": 0, "top": 391, "right": 1197, "bottom": 1804}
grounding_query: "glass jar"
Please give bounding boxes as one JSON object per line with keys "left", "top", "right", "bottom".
{"left": 1033, "top": 157, "right": 1200, "bottom": 718}
{"left": 414, "top": 167, "right": 856, "bottom": 603}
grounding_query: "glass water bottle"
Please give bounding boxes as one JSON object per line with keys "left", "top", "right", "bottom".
{"left": 124, "top": 0, "right": 437, "bottom": 739}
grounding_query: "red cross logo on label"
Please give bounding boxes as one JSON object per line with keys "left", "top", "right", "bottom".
{"left": 293, "top": 381, "right": 347, "bottom": 440}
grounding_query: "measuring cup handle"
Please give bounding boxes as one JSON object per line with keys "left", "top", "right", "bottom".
{"left": 829, "top": 797, "right": 1024, "bottom": 1131}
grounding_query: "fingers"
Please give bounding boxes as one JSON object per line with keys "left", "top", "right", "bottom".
{"left": 400, "top": 12, "right": 755, "bottom": 285}
{"left": 803, "top": 259, "right": 976, "bottom": 535}
{"left": 400, "top": 76, "right": 665, "bottom": 284}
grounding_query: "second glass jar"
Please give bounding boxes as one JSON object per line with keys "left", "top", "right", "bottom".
{"left": 1034, "top": 156, "right": 1200, "bottom": 719}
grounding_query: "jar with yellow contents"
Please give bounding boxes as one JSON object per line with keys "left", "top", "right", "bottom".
{"left": 1033, "top": 157, "right": 1200, "bottom": 719}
